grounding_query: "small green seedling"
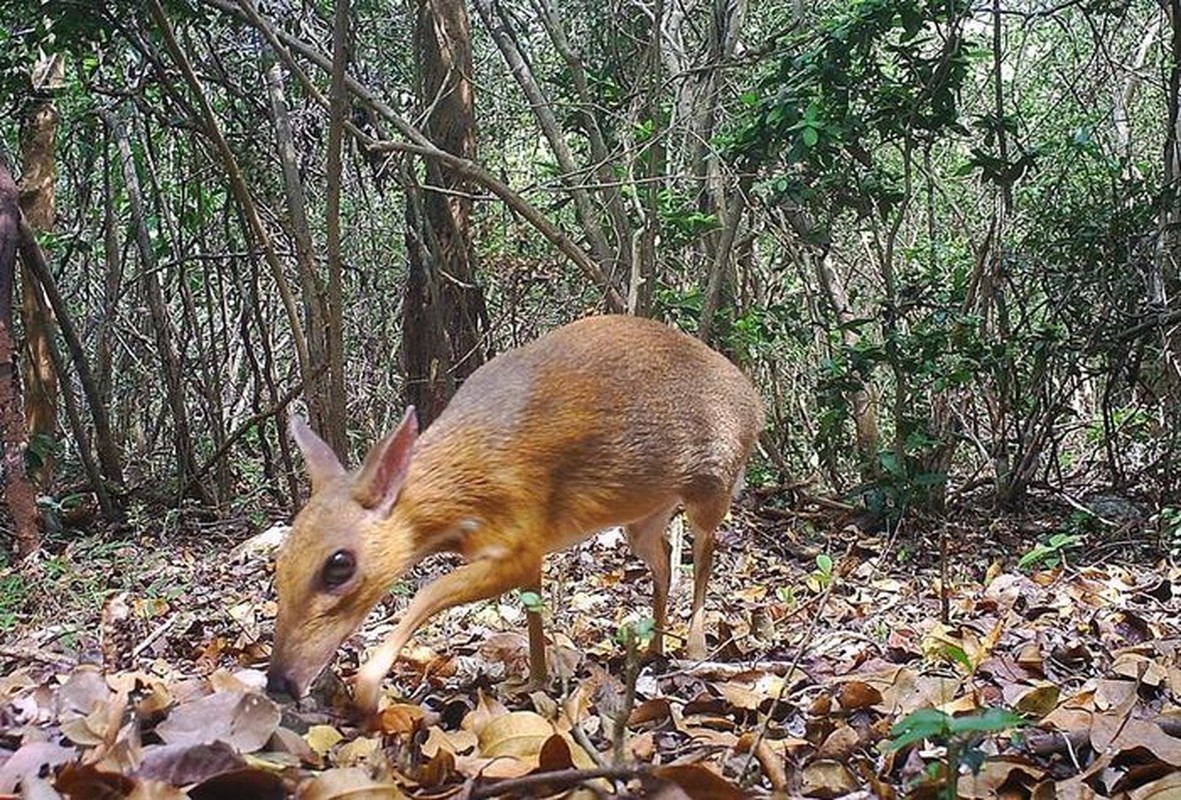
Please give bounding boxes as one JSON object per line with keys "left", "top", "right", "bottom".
{"left": 806, "top": 553, "right": 834, "bottom": 593}
{"left": 886, "top": 707, "right": 1026, "bottom": 798}
{"left": 616, "top": 617, "right": 656, "bottom": 649}
{"left": 775, "top": 585, "right": 798, "bottom": 607}
{"left": 927, "top": 641, "right": 973, "bottom": 673}
{"left": 519, "top": 590, "right": 545, "bottom": 614}
{"left": 1018, "top": 532, "right": 1082, "bottom": 571}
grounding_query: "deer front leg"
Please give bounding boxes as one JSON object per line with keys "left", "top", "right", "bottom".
{"left": 354, "top": 550, "right": 541, "bottom": 715}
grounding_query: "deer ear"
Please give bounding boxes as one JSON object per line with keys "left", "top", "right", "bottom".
{"left": 290, "top": 416, "right": 346, "bottom": 490}
{"left": 353, "top": 407, "right": 418, "bottom": 515}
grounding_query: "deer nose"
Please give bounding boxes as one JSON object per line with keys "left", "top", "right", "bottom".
{"left": 265, "top": 668, "right": 301, "bottom": 702}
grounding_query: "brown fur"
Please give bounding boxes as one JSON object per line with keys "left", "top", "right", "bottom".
{"left": 268, "top": 315, "right": 763, "bottom": 713}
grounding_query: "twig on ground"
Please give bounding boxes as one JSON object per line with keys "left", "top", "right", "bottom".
{"left": 132, "top": 613, "right": 189, "bottom": 658}
{"left": 0, "top": 645, "right": 76, "bottom": 668}
{"left": 466, "top": 764, "right": 649, "bottom": 799}
{"left": 666, "top": 659, "right": 806, "bottom": 680}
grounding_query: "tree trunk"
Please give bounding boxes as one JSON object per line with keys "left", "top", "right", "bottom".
{"left": 535, "top": 0, "right": 634, "bottom": 297}
{"left": 18, "top": 86, "right": 61, "bottom": 490}
{"left": 323, "top": 0, "right": 351, "bottom": 455}
{"left": 403, "top": 0, "right": 489, "bottom": 427}
{"left": 814, "top": 246, "right": 880, "bottom": 480}
{"left": 0, "top": 162, "right": 42, "bottom": 558}
{"left": 147, "top": 0, "right": 314, "bottom": 417}
{"left": 1159, "top": 0, "right": 1181, "bottom": 297}
{"left": 472, "top": 0, "right": 622, "bottom": 296}
{"left": 221, "top": 0, "right": 619, "bottom": 310}
{"left": 674, "top": 0, "right": 748, "bottom": 336}
{"left": 786, "top": 207, "right": 880, "bottom": 481}
{"left": 17, "top": 219, "right": 122, "bottom": 519}
{"left": 103, "top": 106, "right": 204, "bottom": 501}
{"left": 265, "top": 61, "right": 335, "bottom": 451}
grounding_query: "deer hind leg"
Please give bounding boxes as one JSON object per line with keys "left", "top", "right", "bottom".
{"left": 683, "top": 491, "right": 732, "bottom": 661}
{"left": 624, "top": 503, "right": 678, "bottom": 654}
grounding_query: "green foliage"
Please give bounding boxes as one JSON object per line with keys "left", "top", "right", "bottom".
{"left": 0, "top": 532, "right": 197, "bottom": 642}
{"left": 888, "top": 706, "right": 1024, "bottom": 750}
{"left": 806, "top": 552, "right": 835, "bottom": 592}
{"left": 723, "top": 0, "right": 972, "bottom": 222}
{"left": 0, "top": 1, "right": 121, "bottom": 109}
{"left": 24, "top": 431, "right": 58, "bottom": 474}
{"left": 36, "top": 491, "right": 88, "bottom": 533}
{"left": 0, "top": 569, "right": 32, "bottom": 632}
{"left": 1018, "top": 531, "right": 1084, "bottom": 571}
{"left": 0, "top": 0, "right": 217, "bottom": 116}
{"left": 858, "top": 455, "right": 948, "bottom": 520}
{"left": 519, "top": 590, "right": 544, "bottom": 614}
{"left": 887, "top": 707, "right": 1026, "bottom": 797}
{"left": 1163, "top": 507, "right": 1181, "bottom": 558}
{"left": 615, "top": 616, "right": 656, "bottom": 649}
{"left": 817, "top": 306, "right": 986, "bottom": 513}
{"left": 657, "top": 189, "right": 720, "bottom": 248}
{"left": 926, "top": 639, "right": 972, "bottom": 672}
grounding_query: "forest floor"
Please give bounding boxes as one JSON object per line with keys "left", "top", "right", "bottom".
{"left": 0, "top": 490, "right": 1178, "bottom": 798}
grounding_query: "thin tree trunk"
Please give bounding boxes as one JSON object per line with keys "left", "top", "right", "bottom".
{"left": 624, "top": 0, "right": 666, "bottom": 316}
{"left": 698, "top": 179, "right": 750, "bottom": 343}
{"left": 789, "top": 207, "right": 879, "bottom": 480}
{"left": 223, "top": 0, "right": 624, "bottom": 311}
{"left": 674, "top": 0, "right": 748, "bottom": 330}
{"left": 534, "top": 0, "right": 634, "bottom": 289}
{"left": 814, "top": 248, "right": 880, "bottom": 477}
{"left": 103, "top": 106, "right": 204, "bottom": 500}
{"left": 148, "top": 0, "right": 313, "bottom": 395}
{"left": 919, "top": 148, "right": 957, "bottom": 512}
{"left": 19, "top": 88, "right": 60, "bottom": 489}
{"left": 404, "top": 0, "right": 489, "bottom": 426}
{"left": 1159, "top": 0, "right": 1181, "bottom": 296}
{"left": 17, "top": 219, "right": 122, "bottom": 517}
{"left": 265, "top": 61, "right": 334, "bottom": 450}
{"left": 323, "top": 0, "right": 350, "bottom": 453}
{"left": 403, "top": 171, "right": 452, "bottom": 424}
{"left": 0, "top": 161, "right": 41, "bottom": 558}
{"left": 97, "top": 146, "right": 116, "bottom": 410}
{"left": 987, "top": 0, "right": 1019, "bottom": 508}
{"left": 1157, "top": 0, "right": 1176, "bottom": 287}
{"left": 1157, "top": 0, "right": 1181, "bottom": 482}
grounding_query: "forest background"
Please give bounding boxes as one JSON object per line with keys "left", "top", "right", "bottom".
{"left": 1, "top": 0, "right": 1179, "bottom": 554}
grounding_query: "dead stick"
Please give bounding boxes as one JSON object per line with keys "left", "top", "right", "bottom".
{"left": 0, "top": 645, "right": 76, "bottom": 668}
{"left": 467, "top": 764, "right": 649, "bottom": 799}
{"left": 667, "top": 659, "right": 804, "bottom": 680}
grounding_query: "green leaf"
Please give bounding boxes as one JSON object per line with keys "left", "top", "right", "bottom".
{"left": 802, "top": 125, "right": 820, "bottom": 148}
{"left": 879, "top": 451, "right": 904, "bottom": 477}
{"left": 946, "top": 708, "right": 1026, "bottom": 736}
{"left": 519, "top": 591, "right": 544, "bottom": 611}
{"left": 912, "top": 472, "right": 947, "bottom": 487}
{"left": 942, "top": 644, "right": 972, "bottom": 671}
{"left": 886, "top": 708, "right": 951, "bottom": 750}
{"left": 816, "top": 553, "right": 834, "bottom": 575}
{"left": 616, "top": 617, "right": 656, "bottom": 645}
{"left": 1017, "top": 546, "right": 1050, "bottom": 570}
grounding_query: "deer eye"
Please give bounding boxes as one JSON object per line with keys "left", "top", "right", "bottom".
{"left": 321, "top": 550, "right": 356, "bottom": 590}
